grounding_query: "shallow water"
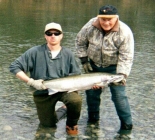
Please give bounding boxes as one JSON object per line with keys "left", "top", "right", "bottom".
{"left": 0, "top": 0, "right": 155, "bottom": 139}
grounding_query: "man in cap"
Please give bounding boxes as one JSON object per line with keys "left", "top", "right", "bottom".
{"left": 75, "top": 5, "right": 134, "bottom": 138}
{"left": 10, "top": 22, "right": 82, "bottom": 136}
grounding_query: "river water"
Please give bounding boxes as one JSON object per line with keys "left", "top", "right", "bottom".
{"left": 0, "top": 0, "right": 155, "bottom": 140}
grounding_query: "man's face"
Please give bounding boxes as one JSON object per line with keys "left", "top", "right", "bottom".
{"left": 44, "top": 29, "right": 63, "bottom": 46}
{"left": 98, "top": 17, "right": 118, "bottom": 31}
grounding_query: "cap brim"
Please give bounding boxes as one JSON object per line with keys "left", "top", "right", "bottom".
{"left": 97, "top": 15, "right": 118, "bottom": 18}
{"left": 44, "top": 28, "right": 62, "bottom": 33}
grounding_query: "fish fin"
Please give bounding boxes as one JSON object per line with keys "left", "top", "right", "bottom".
{"left": 67, "top": 89, "right": 78, "bottom": 93}
{"left": 95, "top": 82, "right": 106, "bottom": 87}
{"left": 48, "top": 89, "right": 58, "bottom": 95}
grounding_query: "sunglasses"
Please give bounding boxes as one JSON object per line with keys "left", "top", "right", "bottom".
{"left": 45, "top": 31, "right": 62, "bottom": 36}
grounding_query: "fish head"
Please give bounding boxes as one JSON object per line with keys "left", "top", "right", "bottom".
{"left": 101, "top": 74, "right": 124, "bottom": 85}
{"left": 110, "top": 75, "right": 124, "bottom": 83}
{"left": 108, "top": 75, "right": 126, "bottom": 86}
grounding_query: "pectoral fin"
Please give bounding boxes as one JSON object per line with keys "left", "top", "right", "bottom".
{"left": 48, "top": 89, "right": 58, "bottom": 95}
{"left": 94, "top": 82, "right": 104, "bottom": 87}
{"left": 94, "top": 82, "right": 106, "bottom": 87}
{"left": 67, "top": 89, "right": 78, "bottom": 93}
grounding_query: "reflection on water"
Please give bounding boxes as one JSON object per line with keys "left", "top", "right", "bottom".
{"left": 0, "top": 0, "right": 155, "bottom": 139}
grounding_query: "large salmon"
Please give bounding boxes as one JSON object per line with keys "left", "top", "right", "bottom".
{"left": 43, "top": 72, "right": 124, "bottom": 95}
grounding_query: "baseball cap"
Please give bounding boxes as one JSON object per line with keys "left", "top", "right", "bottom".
{"left": 97, "top": 5, "right": 118, "bottom": 18}
{"left": 44, "top": 22, "right": 62, "bottom": 33}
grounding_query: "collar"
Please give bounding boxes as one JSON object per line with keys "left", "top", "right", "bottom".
{"left": 92, "top": 17, "right": 119, "bottom": 32}
{"left": 45, "top": 44, "right": 62, "bottom": 59}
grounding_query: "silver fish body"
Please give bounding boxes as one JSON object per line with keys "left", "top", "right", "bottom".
{"left": 43, "top": 72, "right": 124, "bottom": 95}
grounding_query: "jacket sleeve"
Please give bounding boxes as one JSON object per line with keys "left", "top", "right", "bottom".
{"left": 9, "top": 49, "right": 33, "bottom": 75}
{"left": 75, "top": 18, "right": 95, "bottom": 58}
{"left": 117, "top": 27, "right": 134, "bottom": 77}
{"left": 69, "top": 52, "right": 81, "bottom": 75}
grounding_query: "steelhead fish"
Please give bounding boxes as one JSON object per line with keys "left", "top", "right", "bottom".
{"left": 43, "top": 72, "right": 124, "bottom": 95}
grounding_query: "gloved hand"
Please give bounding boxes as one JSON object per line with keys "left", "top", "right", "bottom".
{"left": 82, "top": 62, "right": 93, "bottom": 73}
{"left": 111, "top": 74, "right": 126, "bottom": 86}
{"left": 27, "top": 78, "right": 47, "bottom": 90}
{"left": 119, "top": 74, "right": 127, "bottom": 85}
{"left": 80, "top": 57, "right": 93, "bottom": 73}
{"left": 120, "top": 78, "right": 126, "bottom": 85}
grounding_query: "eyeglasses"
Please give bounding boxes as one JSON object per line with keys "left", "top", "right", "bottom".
{"left": 45, "top": 31, "right": 62, "bottom": 36}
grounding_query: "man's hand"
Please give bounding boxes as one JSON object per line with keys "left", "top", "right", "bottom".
{"left": 27, "top": 78, "right": 47, "bottom": 90}
{"left": 120, "top": 78, "right": 126, "bottom": 85}
{"left": 119, "top": 73, "right": 127, "bottom": 85}
{"left": 80, "top": 57, "right": 93, "bottom": 73}
{"left": 82, "top": 62, "right": 93, "bottom": 73}
{"left": 91, "top": 85, "right": 103, "bottom": 90}
{"left": 111, "top": 74, "right": 127, "bottom": 86}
